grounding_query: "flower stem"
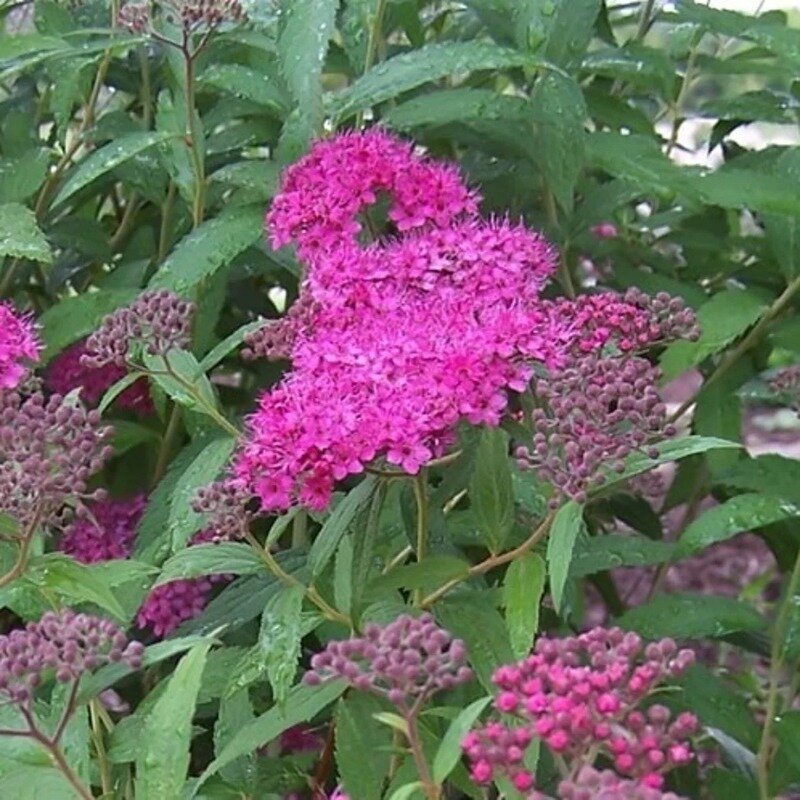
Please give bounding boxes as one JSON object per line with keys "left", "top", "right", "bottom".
{"left": 413, "top": 470, "right": 429, "bottom": 606}
{"left": 89, "top": 700, "right": 113, "bottom": 798}
{"left": 421, "top": 511, "right": 556, "bottom": 608}
{"left": 757, "top": 545, "right": 800, "bottom": 799}
{"left": 406, "top": 715, "right": 440, "bottom": 800}
{"left": 152, "top": 403, "right": 183, "bottom": 486}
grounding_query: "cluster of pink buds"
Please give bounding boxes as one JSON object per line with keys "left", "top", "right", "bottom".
{"left": 117, "top": 1, "right": 150, "bottom": 32}
{"left": 531, "top": 766, "right": 688, "bottom": 800}
{"left": 0, "top": 609, "right": 143, "bottom": 706}
{"left": 241, "top": 295, "right": 319, "bottom": 362}
{"left": 118, "top": 0, "right": 245, "bottom": 35}
{"left": 83, "top": 290, "right": 195, "bottom": 369}
{"left": 59, "top": 496, "right": 229, "bottom": 638}
{"left": 46, "top": 338, "right": 153, "bottom": 415}
{"left": 770, "top": 364, "right": 800, "bottom": 415}
{"left": 305, "top": 613, "right": 472, "bottom": 710}
{"left": 552, "top": 289, "right": 699, "bottom": 357}
{"left": 192, "top": 479, "right": 253, "bottom": 540}
{"left": 591, "top": 222, "right": 619, "bottom": 240}
{"left": 463, "top": 627, "right": 696, "bottom": 791}
{"left": 0, "top": 392, "right": 113, "bottom": 529}
{"left": 516, "top": 355, "right": 674, "bottom": 503}
{"left": 0, "top": 301, "right": 40, "bottom": 390}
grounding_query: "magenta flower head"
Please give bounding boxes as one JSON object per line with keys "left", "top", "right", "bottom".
{"left": 0, "top": 301, "right": 40, "bottom": 390}
{"left": 46, "top": 338, "right": 153, "bottom": 416}
{"left": 517, "top": 355, "right": 674, "bottom": 504}
{"left": 0, "top": 609, "right": 144, "bottom": 707}
{"left": 0, "top": 392, "right": 113, "bottom": 529}
{"left": 464, "top": 627, "right": 696, "bottom": 790}
{"left": 60, "top": 495, "right": 146, "bottom": 563}
{"left": 83, "top": 290, "right": 195, "bottom": 370}
{"left": 305, "top": 613, "right": 472, "bottom": 710}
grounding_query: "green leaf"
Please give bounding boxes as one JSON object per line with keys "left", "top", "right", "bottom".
{"left": 208, "top": 163, "right": 280, "bottom": 203}
{"left": 25, "top": 554, "right": 127, "bottom": 620}
{"left": 432, "top": 697, "right": 492, "bottom": 783}
{"left": 718, "top": 455, "right": 800, "bottom": 503}
{"left": 0, "top": 765, "right": 78, "bottom": 799}
{"left": 470, "top": 428, "right": 515, "bottom": 552}
{"left": 194, "top": 679, "right": 347, "bottom": 792}
{"left": 773, "top": 711, "right": 800, "bottom": 791}
{"left": 543, "top": 0, "right": 601, "bottom": 66}
{"left": 618, "top": 593, "right": 765, "bottom": 639}
{"left": 331, "top": 42, "right": 533, "bottom": 121}
{"left": 764, "top": 147, "right": 800, "bottom": 279}
{"left": 546, "top": 501, "right": 584, "bottom": 613}
{"left": 155, "top": 543, "right": 260, "bottom": 585}
{"left": 660, "top": 290, "right": 770, "bottom": 381}
{"left": 260, "top": 585, "right": 306, "bottom": 704}
{"left": 199, "top": 64, "right": 290, "bottom": 114}
{"left": 99, "top": 373, "right": 144, "bottom": 414}
{"left": 530, "top": 72, "right": 585, "bottom": 211}
{"left": 277, "top": 0, "right": 338, "bottom": 153}
{"left": 142, "top": 350, "right": 220, "bottom": 418}
{"left": 678, "top": 493, "right": 800, "bottom": 556}
{"left": 600, "top": 435, "right": 741, "bottom": 490}
{"left": 167, "top": 435, "right": 237, "bottom": 551}
{"left": 147, "top": 203, "right": 264, "bottom": 293}
{"left": 0, "top": 202, "right": 52, "bottom": 263}
{"left": 503, "top": 552, "right": 545, "bottom": 659}
{"left": 0, "top": 33, "right": 67, "bottom": 60}
{"left": 570, "top": 535, "right": 675, "bottom": 577}
{"left": 53, "top": 131, "right": 175, "bottom": 206}
{"left": 197, "top": 319, "right": 267, "bottom": 373}
{"left": 0, "top": 149, "right": 50, "bottom": 203}
{"left": 38, "top": 289, "right": 139, "bottom": 362}
{"left": 213, "top": 689, "right": 255, "bottom": 788}
{"left": 308, "top": 476, "right": 379, "bottom": 578}
{"left": 377, "top": 554, "right": 470, "bottom": 592}
{"left": 135, "top": 640, "right": 212, "bottom": 800}
{"left": 336, "top": 693, "right": 393, "bottom": 800}
{"left": 435, "top": 595, "right": 514, "bottom": 691}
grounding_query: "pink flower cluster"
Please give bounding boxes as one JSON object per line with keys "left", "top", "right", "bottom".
{"left": 59, "top": 496, "right": 228, "bottom": 638}
{"left": 0, "top": 301, "right": 40, "bottom": 390}
{"left": 532, "top": 766, "right": 688, "bottom": 800}
{"left": 770, "top": 364, "right": 800, "bottom": 415}
{"left": 463, "top": 627, "right": 697, "bottom": 792}
{"left": 236, "top": 131, "right": 568, "bottom": 512}
{"left": 46, "top": 338, "right": 153, "bottom": 415}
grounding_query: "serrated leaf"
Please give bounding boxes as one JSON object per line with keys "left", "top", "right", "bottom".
{"left": 0, "top": 202, "right": 52, "bottom": 263}
{"left": 277, "top": 0, "right": 338, "bottom": 151}
{"left": 214, "top": 688, "right": 255, "bottom": 788}
{"left": 678, "top": 493, "right": 800, "bottom": 556}
{"left": 260, "top": 585, "right": 305, "bottom": 704}
{"left": 308, "top": 476, "right": 379, "bottom": 578}
{"left": 331, "top": 42, "right": 533, "bottom": 121}
{"left": 470, "top": 427, "right": 514, "bottom": 553}
{"left": 570, "top": 535, "right": 675, "bottom": 577}
{"left": 543, "top": 0, "right": 601, "bottom": 66}
{"left": 37, "top": 288, "right": 139, "bottom": 362}
{"left": 147, "top": 203, "right": 264, "bottom": 293}
{"left": 336, "top": 693, "right": 392, "bottom": 800}
{"left": 600, "top": 435, "right": 741, "bottom": 490}
{"left": 546, "top": 501, "right": 584, "bottom": 613}
{"left": 432, "top": 697, "right": 492, "bottom": 783}
{"left": 53, "top": 131, "right": 175, "bottom": 206}
{"left": 660, "top": 290, "right": 770, "bottom": 380}
{"left": 154, "top": 543, "right": 260, "bottom": 585}
{"left": 435, "top": 595, "right": 513, "bottom": 691}
{"left": 168, "top": 436, "right": 236, "bottom": 551}
{"left": 503, "top": 552, "right": 545, "bottom": 658}
{"left": 135, "top": 641, "right": 212, "bottom": 800}
{"left": 531, "top": 72, "right": 585, "bottom": 211}
{"left": 618, "top": 593, "right": 765, "bottom": 639}
{"left": 193, "top": 679, "right": 347, "bottom": 792}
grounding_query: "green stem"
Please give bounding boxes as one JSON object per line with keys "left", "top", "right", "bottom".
{"left": 158, "top": 181, "right": 177, "bottom": 263}
{"left": 412, "top": 470, "right": 429, "bottom": 606}
{"left": 152, "top": 403, "right": 183, "bottom": 486}
{"left": 89, "top": 700, "right": 112, "bottom": 798}
{"left": 182, "top": 43, "right": 205, "bottom": 228}
{"left": 634, "top": 0, "right": 658, "bottom": 41}
{"left": 355, "top": 0, "right": 389, "bottom": 128}
{"left": 291, "top": 509, "right": 309, "bottom": 549}
{"left": 406, "top": 714, "right": 440, "bottom": 800}
{"left": 669, "top": 274, "right": 800, "bottom": 424}
{"left": 757, "top": 547, "right": 800, "bottom": 799}
{"left": 543, "top": 185, "right": 574, "bottom": 299}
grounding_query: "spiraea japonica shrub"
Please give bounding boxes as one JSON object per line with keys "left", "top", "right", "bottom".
{"left": 1, "top": 1, "right": 800, "bottom": 798}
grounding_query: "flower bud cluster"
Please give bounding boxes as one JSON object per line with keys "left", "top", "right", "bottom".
{"left": 531, "top": 766, "right": 688, "bottom": 800}
{"left": 770, "top": 364, "right": 800, "bottom": 415}
{"left": 83, "top": 290, "right": 195, "bottom": 369}
{"left": 192, "top": 479, "right": 252, "bottom": 540}
{"left": 117, "top": 1, "right": 150, "bottom": 32}
{"left": 305, "top": 613, "right": 472, "bottom": 709}
{"left": 0, "top": 609, "right": 143, "bottom": 705}
{"left": 0, "top": 392, "right": 113, "bottom": 528}
{"left": 463, "top": 627, "right": 696, "bottom": 791}
{"left": 46, "top": 338, "right": 153, "bottom": 415}
{"left": 516, "top": 355, "right": 673, "bottom": 503}
{"left": 118, "top": 0, "right": 244, "bottom": 34}
{"left": 59, "top": 496, "right": 229, "bottom": 638}
{"left": 553, "top": 289, "right": 699, "bottom": 356}
{"left": 0, "top": 301, "right": 40, "bottom": 391}
{"left": 241, "top": 295, "right": 319, "bottom": 362}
